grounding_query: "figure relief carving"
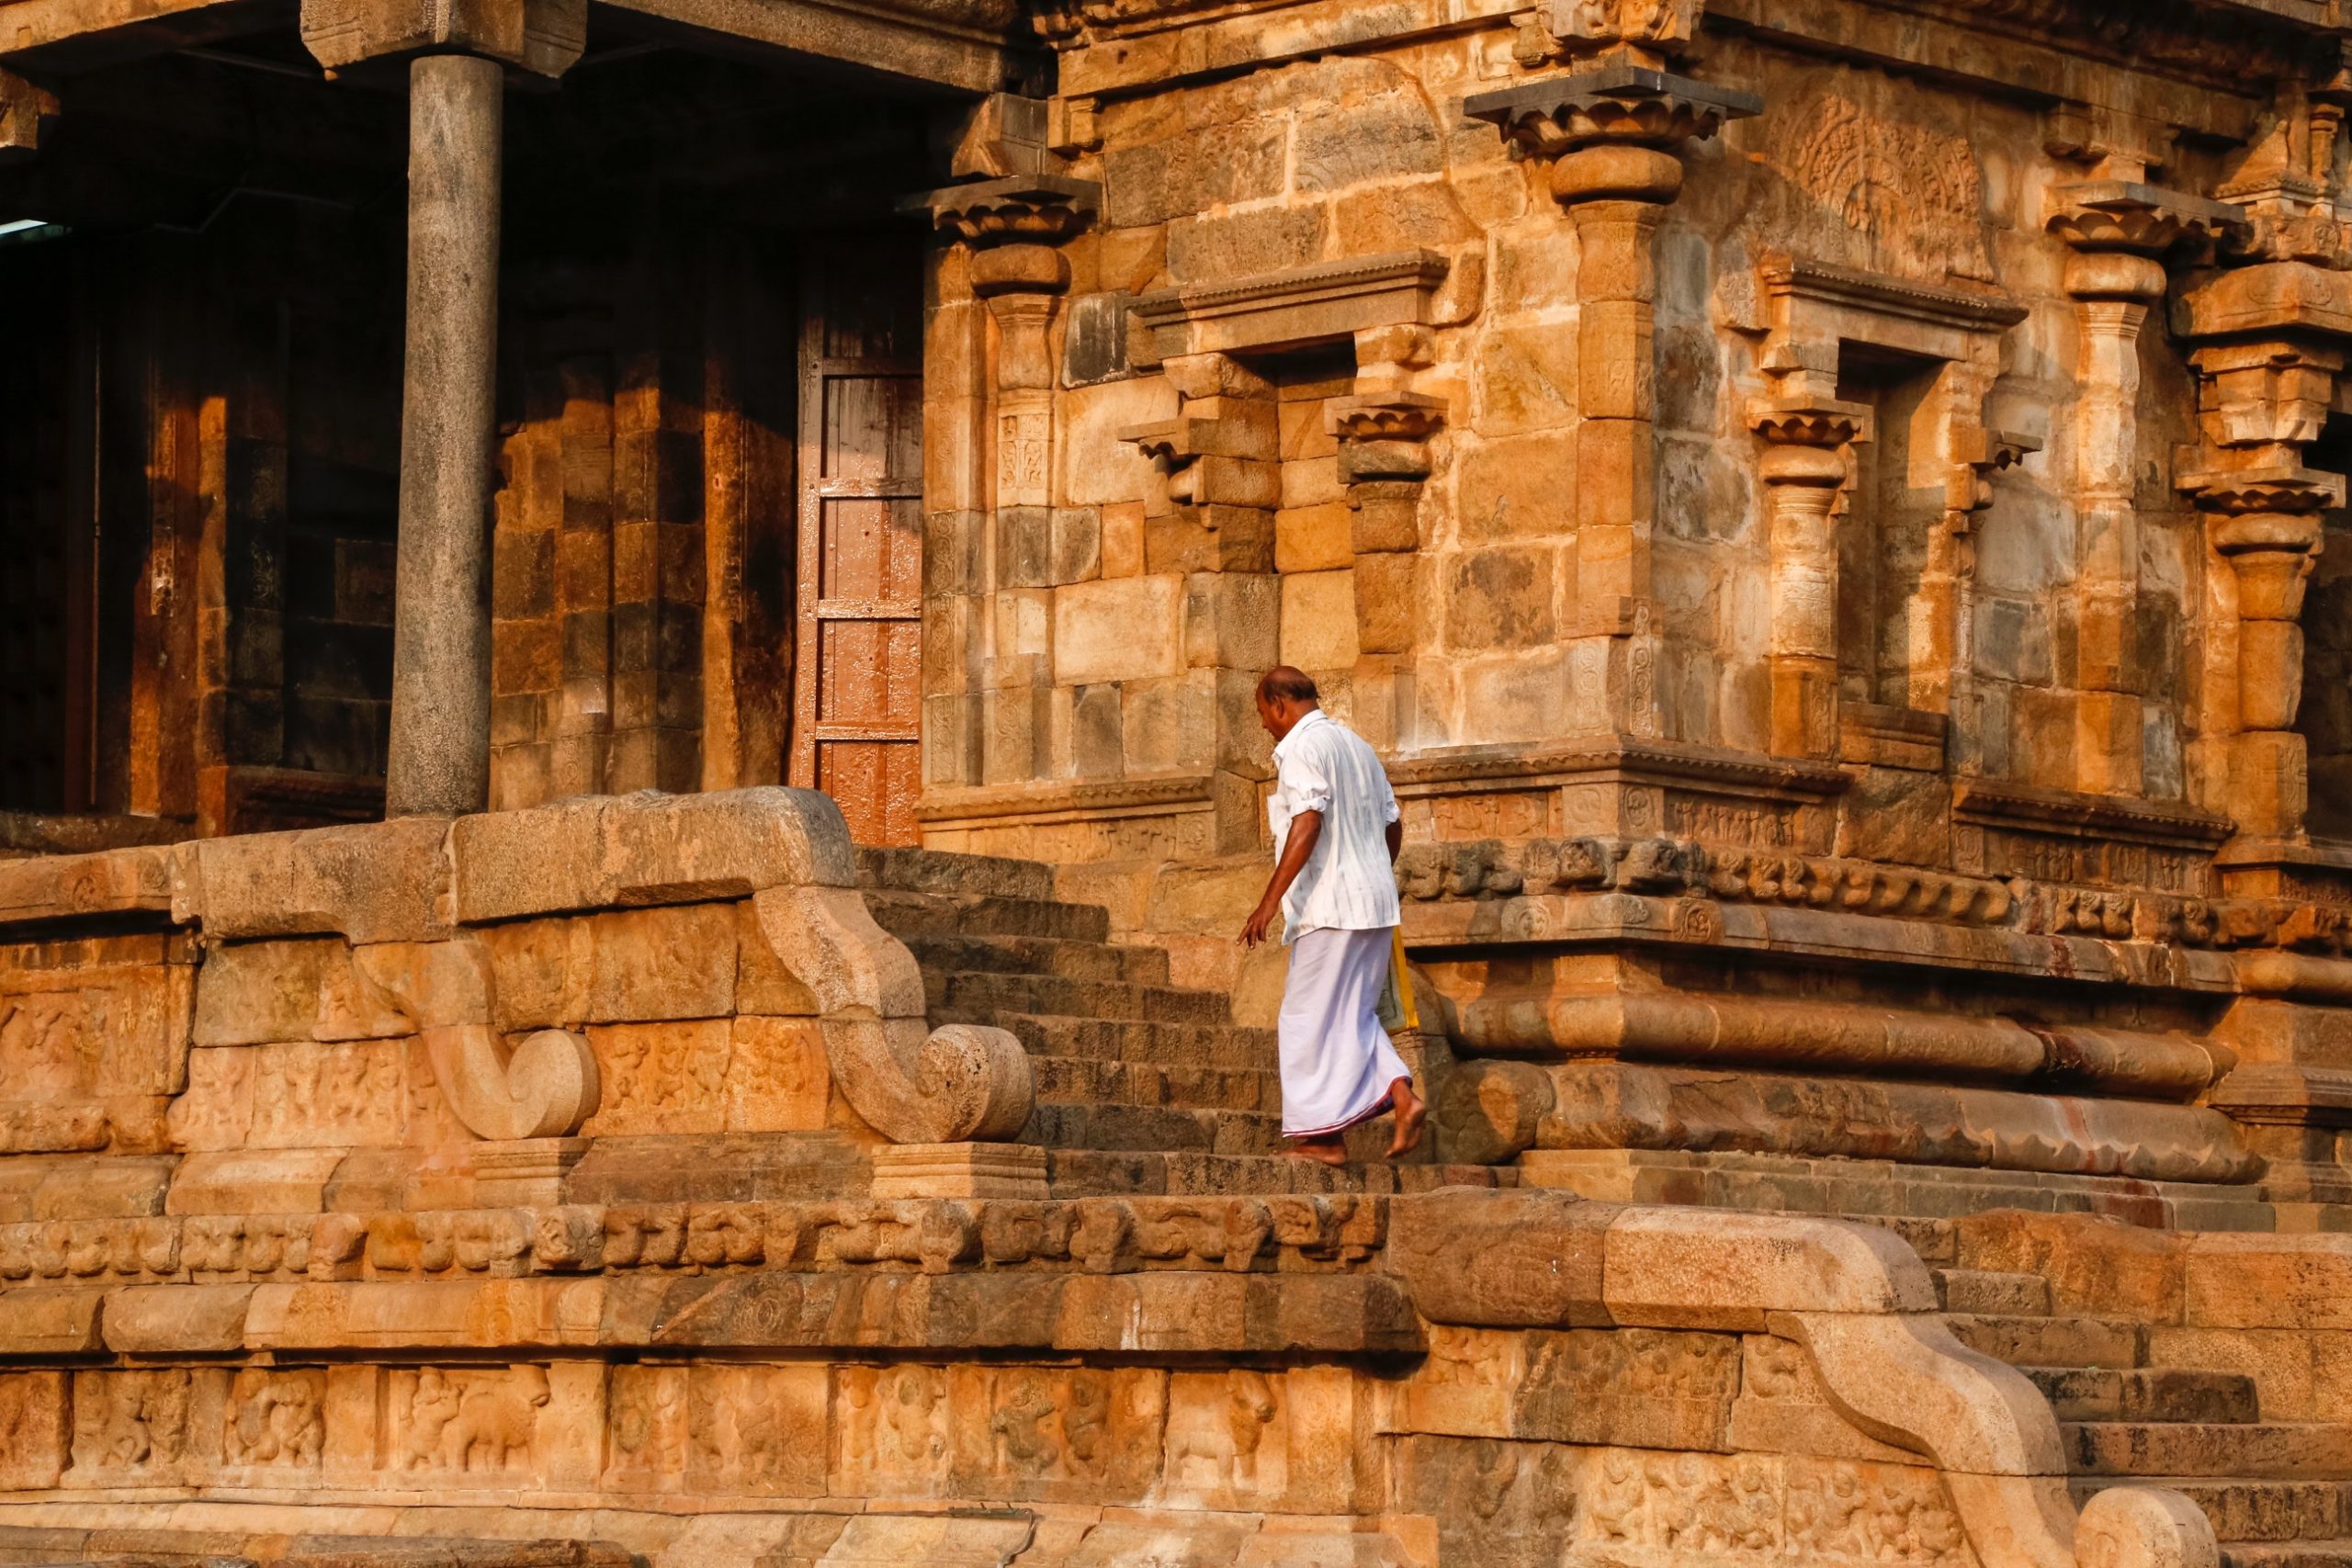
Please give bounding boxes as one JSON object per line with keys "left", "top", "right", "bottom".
{"left": 1583, "top": 1449, "right": 1973, "bottom": 1566}
{"left": 252, "top": 1042, "right": 405, "bottom": 1146}
{"left": 1779, "top": 96, "right": 1995, "bottom": 283}
{"left": 0, "top": 995, "right": 94, "bottom": 1101}
{"left": 688, "top": 1365, "right": 823, "bottom": 1490}
{"left": 71, "top": 1371, "right": 191, "bottom": 1477}
{"left": 223, "top": 1368, "right": 325, "bottom": 1468}
{"left": 606, "top": 1366, "right": 687, "bottom": 1481}
{"left": 390, "top": 1366, "right": 548, "bottom": 1475}
{"left": 838, "top": 1365, "right": 949, "bottom": 1483}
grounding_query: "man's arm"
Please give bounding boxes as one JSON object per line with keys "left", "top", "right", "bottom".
{"left": 1240, "top": 808, "right": 1322, "bottom": 949}
{"left": 1386, "top": 819, "right": 1402, "bottom": 863}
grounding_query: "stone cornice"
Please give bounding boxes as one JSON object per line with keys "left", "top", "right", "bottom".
{"left": 1384, "top": 738, "right": 1853, "bottom": 799}
{"left": 916, "top": 771, "right": 1217, "bottom": 823}
{"left": 1759, "top": 257, "right": 2029, "bottom": 334}
{"left": 1951, "top": 779, "right": 2238, "bottom": 852}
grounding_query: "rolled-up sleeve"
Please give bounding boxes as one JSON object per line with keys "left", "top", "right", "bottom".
{"left": 1278, "top": 741, "right": 1333, "bottom": 816}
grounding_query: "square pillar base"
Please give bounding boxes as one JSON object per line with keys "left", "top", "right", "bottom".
{"left": 870, "top": 1141, "right": 1051, "bottom": 1200}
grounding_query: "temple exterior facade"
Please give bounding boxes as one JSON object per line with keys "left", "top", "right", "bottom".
{"left": 4, "top": 1, "right": 2352, "bottom": 1566}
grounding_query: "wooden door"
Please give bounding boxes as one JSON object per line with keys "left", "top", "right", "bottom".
{"left": 0, "top": 243, "right": 96, "bottom": 814}
{"left": 792, "top": 240, "right": 924, "bottom": 845}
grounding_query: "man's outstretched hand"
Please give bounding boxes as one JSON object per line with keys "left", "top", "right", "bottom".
{"left": 1238, "top": 897, "right": 1281, "bottom": 950}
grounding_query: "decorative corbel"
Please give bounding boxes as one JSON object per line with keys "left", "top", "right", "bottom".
{"left": 1115, "top": 352, "right": 1278, "bottom": 574}
{"left": 299, "top": 0, "right": 585, "bottom": 75}
{"left": 0, "top": 70, "right": 58, "bottom": 165}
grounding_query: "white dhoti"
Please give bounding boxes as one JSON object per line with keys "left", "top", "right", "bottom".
{"left": 1277, "top": 925, "right": 1411, "bottom": 1138}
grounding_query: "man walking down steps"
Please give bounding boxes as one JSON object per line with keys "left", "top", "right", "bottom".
{"left": 1238, "top": 665, "right": 1427, "bottom": 1167}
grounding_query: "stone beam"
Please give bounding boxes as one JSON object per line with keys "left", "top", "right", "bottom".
{"left": 590, "top": 0, "right": 1037, "bottom": 95}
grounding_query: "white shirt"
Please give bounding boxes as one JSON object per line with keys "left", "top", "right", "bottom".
{"left": 1267, "top": 708, "right": 1402, "bottom": 942}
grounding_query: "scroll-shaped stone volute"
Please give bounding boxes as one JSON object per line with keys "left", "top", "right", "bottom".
{"left": 355, "top": 938, "right": 599, "bottom": 1142}
{"left": 754, "top": 884, "right": 1035, "bottom": 1143}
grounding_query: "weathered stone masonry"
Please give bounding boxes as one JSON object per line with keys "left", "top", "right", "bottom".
{"left": 8, "top": 1, "right": 2352, "bottom": 1567}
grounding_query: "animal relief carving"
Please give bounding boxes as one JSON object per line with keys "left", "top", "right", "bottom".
{"left": 837, "top": 1365, "right": 949, "bottom": 1487}
{"left": 390, "top": 1367, "right": 548, "bottom": 1476}
{"left": 688, "top": 1364, "right": 824, "bottom": 1493}
{"left": 1163, "top": 1370, "right": 1281, "bottom": 1497}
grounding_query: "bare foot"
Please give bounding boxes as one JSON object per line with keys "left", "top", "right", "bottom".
{"left": 1285, "top": 1135, "right": 1350, "bottom": 1167}
{"left": 1385, "top": 1077, "right": 1426, "bottom": 1158}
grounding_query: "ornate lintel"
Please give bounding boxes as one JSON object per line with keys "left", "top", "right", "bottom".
{"left": 1463, "top": 65, "right": 1760, "bottom": 161}
{"left": 906, "top": 173, "right": 1099, "bottom": 248}
{"left": 2045, "top": 180, "right": 2247, "bottom": 255}
{"left": 0, "top": 70, "right": 58, "bottom": 164}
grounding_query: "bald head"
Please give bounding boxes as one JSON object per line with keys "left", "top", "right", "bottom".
{"left": 1254, "top": 666, "right": 1320, "bottom": 741}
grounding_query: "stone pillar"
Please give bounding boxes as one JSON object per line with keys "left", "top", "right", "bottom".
{"left": 2184, "top": 478, "right": 2334, "bottom": 840}
{"left": 915, "top": 177, "right": 1098, "bottom": 792}
{"left": 300, "top": 0, "right": 584, "bottom": 817}
{"left": 384, "top": 53, "right": 503, "bottom": 818}
{"left": 2176, "top": 307, "right": 2345, "bottom": 842}
{"left": 2044, "top": 138, "right": 2246, "bottom": 797}
{"left": 1467, "top": 25, "right": 1758, "bottom": 738}
{"left": 1747, "top": 403, "right": 1863, "bottom": 760}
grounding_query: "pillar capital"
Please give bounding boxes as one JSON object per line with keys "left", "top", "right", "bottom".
{"left": 1464, "top": 66, "right": 1759, "bottom": 170}
{"left": 912, "top": 174, "right": 1098, "bottom": 250}
{"left": 2045, "top": 181, "right": 2246, "bottom": 260}
{"left": 0, "top": 70, "right": 57, "bottom": 164}
{"left": 300, "top": 0, "right": 584, "bottom": 75}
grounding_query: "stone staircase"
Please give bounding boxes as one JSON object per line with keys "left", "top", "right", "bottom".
{"left": 1924, "top": 1263, "right": 2352, "bottom": 1568}
{"left": 857, "top": 848, "right": 1498, "bottom": 1197}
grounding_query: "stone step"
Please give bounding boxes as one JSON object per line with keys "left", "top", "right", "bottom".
{"left": 2070, "top": 1479, "right": 2352, "bottom": 1544}
{"left": 1029, "top": 1054, "right": 1278, "bottom": 1114}
{"left": 863, "top": 887, "right": 1113, "bottom": 943}
{"left": 1934, "top": 1267, "right": 2052, "bottom": 1316}
{"left": 2062, "top": 1423, "right": 2352, "bottom": 1480}
{"left": 2027, "top": 1367, "right": 2260, "bottom": 1424}
{"left": 2226, "top": 1540, "right": 2352, "bottom": 1568}
{"left": 1047, "top": 1146, "right": 1509, "bottom": 1199}
{"left": 857, "top": 846, "right": 1057, "bottom": 902}
{"left": 999, "top": 1013, "right": 1278, "bottom": 1072}
{"left": 1945, "top": 1313, "right": 2145, "bottom": 1370}
{"left": 1028, "top": 1100, "right": 1289, "bottom": 1156}
{"left": 934, "top": 970, "right": 1231, "bottom": 1028}
{"left": 900, "top": 931, "right": 1171, "bottom": 987}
